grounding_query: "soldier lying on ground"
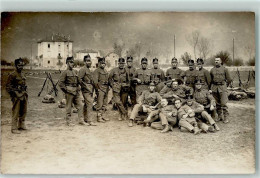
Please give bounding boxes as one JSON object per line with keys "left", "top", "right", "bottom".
{"left": 144, "top": 99, "right": 177, "bottom": 133}
{"left": 174, "top": 98, "right": 201, "bottom": 135}
{"left": 128, "top": 82, "right": 162, "bottom": 127}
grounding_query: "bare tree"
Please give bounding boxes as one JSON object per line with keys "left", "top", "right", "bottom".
{"left": 244, "top": 45, "right": 254, "bottom": 60}
{"left": 197, "top": 37, "right": 211, "bottom": 60}
{"left": 186, "top": 30, "right": 200, "bottom": 59}
{"left": 113, "top": 41, "right": 125, "bottom": 57}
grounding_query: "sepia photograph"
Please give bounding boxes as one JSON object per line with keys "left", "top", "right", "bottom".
{"left": 0, "top": 12, "right": 256, "bottom": 174}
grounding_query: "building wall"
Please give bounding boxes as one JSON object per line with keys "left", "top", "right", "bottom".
{"left": 106, "top": 53, "right": 119, "bottom": 70}
{"left": 37, "top": 41, "right": 73, "bottom": 68}
{"left": 75, "top": 52, "right": 100, "bottom": 69}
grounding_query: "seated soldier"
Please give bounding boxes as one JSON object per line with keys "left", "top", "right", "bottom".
{"left": 194, "top": 79, "right": 217, "bottom": 121}
{"left": 185, "top": 95, "right": 220, "bottom": 132}
{"left": 162, "top": 79, "right": 193, "bottom": 101}
{"left": 174, "top": 98, "right": 201, "bottom": 135}
{"left": 159, "top": 78, "right": 173, "bottom": 97}
{"left": 128, "top": 82, "right": 162, "bottom": 127}
{"left": 145, "top": 99, "right": 177, "bottom": 133}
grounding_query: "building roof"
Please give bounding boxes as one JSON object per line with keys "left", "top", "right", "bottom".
{"left": 76, "top": 49, "right": 99, "bottom": 53}
{"left": 38, "top": 34, "right": 73, "bottom": 43}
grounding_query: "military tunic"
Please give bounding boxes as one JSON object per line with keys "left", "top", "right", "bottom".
{"left": 109, "top": 67, "right": 129, "bottom": 117}
{"left": 59, "top": 69, "right": 83, "bottom": 123}
{"left": 183, "top": 69, "right": 198, "bottom": 89}
{"left": 166, "top": 67, "right": 184, "bottom": 81}
{"left": 134, "top": 68, "right": 152, "bottom": 98}
{"left": 177, "top": 105, "right": 198, "bottom": 132}
{"left": 197, "top": 68, "right": 211, "bottom": 90}
{"left": 125, "top": 66, "right": 137, "bottom": 105}
{"left": 6, "top": 70, "right": 28, "bottom": 131}
{"left": 93, "top": 67, "right": 109, "bottom": 117}
{"left": 78, "top": 66, "right": 94, "bottom": 122}
{"left": 162, "top": 85, "right": 193, "bottom": 100}
{"left": 210, "top": 65, "right": 232, "bottom": 117}
{"left": 151, "top": 68, "right": 165, "bottom": 92}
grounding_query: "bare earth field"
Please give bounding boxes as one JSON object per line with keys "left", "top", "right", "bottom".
{"left": 0, "top": 70, "right": 255, "bottom": 174}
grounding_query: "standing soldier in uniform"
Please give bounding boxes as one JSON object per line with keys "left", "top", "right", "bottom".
{"left": 6, "top": 58, "right": 28, "bottom": 134}
{"left": 59, "top": 57, "right": 85, "bottom": 126}
{"left": 78, "top": 54, "right": 97, "bottom": 126}
{"left": 196, "top": 58, "right": 211, "bottom": 90}
{"left": 183, "top": 59, "right": 198, "bottom": 89}
{"left": 109, "top": 57, "right": 129, "bottom": 121}
{"left": 128, "top": 82, "right": 162, "bottom": 127}
{"left": 125, "top": 56, "right": 137, "bottom": 107}
{"left": 93, "top": 57, "right": 110, "bottom": 123}
{"left": 166, "top": 57, "right": 184, "bottom": 82}
{"left": 210, "top": 57, "right": 232, "bottom": 123}
{"left": 151, "top": 58, "right": 165, "bottom": 92}
{"left": 134, "top": 57, "right": 151, "bottom": 99}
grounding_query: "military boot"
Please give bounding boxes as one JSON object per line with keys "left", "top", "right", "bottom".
{"left": 199, "top": 123, "right": 208, "bottom": 133}
{"left": 97, "top": 117, "right": 105, "bottom": 123}
{"left": 213, "top": 123, "right": 220, "bottom": 131}
{"left": 118, "top": 114, "right": 123, "bottom": 121}
{"left": 223, "top": 116, "right": 229, "bottom": 124}
{"left": 180, "top": 127, "right": 189, "bottom": 132}
{"left": 216, "top": 109, "right": 224, "bottom": 122}
{"left": 223, "top": 108, "right": 229, "bottom": 124}
{"left": 11, "top": 129, "right": 21, "bottom": 134}
{"left": 79, "top": 118, "right": 87, "bottom": 125}
{"left": 19, "top": 121, "right": 27, "bottom": 130}
{"left": 208, "top": 126, "right": 215, "bottom": 132}
{"left": 103, "top": 117, "right": 110, "bottom": 121}
{"left": 161, "top": 124, "right": 170, "bottom": 133}
{"left": 66, "top": 116, "right": 75, "bottom": 126}
{"left": 128, "top": 119, "right": 133, "bottom": 127}
{"left": 193, "top": 127, "right": 201, "bottom": 135}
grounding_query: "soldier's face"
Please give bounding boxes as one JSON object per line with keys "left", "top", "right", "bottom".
{"left": 187, "top": 100, "right": 193, "bottom": 106}
{"left": 16, "top": 63, "right": 24, "bottom": 71}
{"left": 100, "top": 62, "right": 106, "bottom": 69}
{"left": 141, "top": 63, "right": 147, "bottom": 69}
{"left": 215, "top": 58, "right": 221, "bottom": 66}
{"left": 68, "top": 61, "right": 74, "bottom": 68}
{"left": 195, "top": 84, "right": 202, "bottom": 90}
{"left": 174, "top": 100, "right": 181, "bottom": 109}
{"left": 153, "top": 63, "right": 158, "bottom": 69}
{"left": 85, "top": 59, "right": 92, "bottom": 67}
{"left": 172, "top": 62, "right": 178, "bottom": 68}
{"left": 119, "top": 62, "right": 125, "bottom": 69}
{"left": 127, "top": 60, "right": 133, "bottom": 67}
{"left": 197, "top": 63, "right": 203, "bottom": 69}
{"left": 172, "top": 82, "right": 178, "bottom": 89}
{"left": 149, "top": 86, "right": 155, "bottom": 92}
{"left": 189, "top": 64, "right": 194, "bottom": 70}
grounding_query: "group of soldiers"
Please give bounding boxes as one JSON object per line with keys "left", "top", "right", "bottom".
{"left": 6, "top": 54, "right": 232, "bottom": 135}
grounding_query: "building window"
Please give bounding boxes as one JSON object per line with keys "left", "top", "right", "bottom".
{"left": 67, "top": 44, "right": 69, "bottom": 48}
{"left": 48, "top": 60, "right": 50, "bottom": 64}
{"left": 48, "top": 44, "right": 50, "bottom": 48}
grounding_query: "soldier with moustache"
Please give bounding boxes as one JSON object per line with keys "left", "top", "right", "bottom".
{"left": 78, "top": 54, "right": 97, "bottom": 126}
{"left": 151, "top": 57, "right": 165, "bottom": 93}
{"left": 109, "top": 57, "right": 129, "bottom": 121}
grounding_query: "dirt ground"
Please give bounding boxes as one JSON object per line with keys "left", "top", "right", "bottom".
{"left": 0, "top": 71, "right": 256, "bottom": 174}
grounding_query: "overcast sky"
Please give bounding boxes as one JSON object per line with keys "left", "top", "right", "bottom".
{"left": 1, "top": 12, "right": 255, "bottom": 62}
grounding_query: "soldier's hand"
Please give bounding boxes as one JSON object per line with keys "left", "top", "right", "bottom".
{"left": 137, "top": 79, "right": 141, "bottom": 83}
{"left": 209, "top": 90, "right": 212, "bottom": 94}
{"left": 142, "top": 105, "right": 148, "bottom": 112}
{"left": 182, "top": 114, "right": 188, "bottom": 119}
{"left": 210, "top": 104, "right": 215, "bottom": 111}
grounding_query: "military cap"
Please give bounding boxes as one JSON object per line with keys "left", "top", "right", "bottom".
{"left": 197, "top": 58, "right": 204, "bottom": 64}
{"left": 188, "top": 59, "right": 195, "bottom": 65}
{"left": 83, "top": 54, "right": 91, "bottom": 61}
{"left": 14, "top": 58, "right": 24, "bottom": 66}
{"left": 118, "top": 57, "right": 125, "bottom": 63}
{"left": 66, "top": 56, "right": 74, "bottom": 64}
{"left": 141, "top": 57, "right": 148, "bottom": 64}
{"left": 153, "top": 58, "right": 159, "bottom": 63}
{"left": 172, "top": 57, "right": 178, "bottom": 62}
{"left": 149, "top": 82, "right": 155, "bottom": 86}
{"left": 98, "top": 57, "right": 106, "bottom": 63}
{"left": 127, "top": 56, "right": 133, "bottom": 61}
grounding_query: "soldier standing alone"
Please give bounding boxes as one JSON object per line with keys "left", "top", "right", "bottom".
{"left": 93, "top": 57, "right": 110, "bottom": 123}
{"left": 59, "top": 57, "right": 85, "bottom": 126}
{"left": 6, "top": 58, "right": 28, "bottom": 134}
{"left": 78, "top": 54, "right": 97, "bottom": 126}
{"left": 210, "top": 57, "right": 232, "bottom": 123}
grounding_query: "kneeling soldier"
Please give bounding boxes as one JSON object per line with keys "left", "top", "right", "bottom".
{"left": 128, "top": 82, "right": 162, "bottom": 127}
{"left": 59, "top": 57, "right": 85, "bottom": 126}
{"left": 109, "top": 57, "right": 129, "bottom": 121}
{"left": 6, "top": 58, "right": 28, "bottom": 134}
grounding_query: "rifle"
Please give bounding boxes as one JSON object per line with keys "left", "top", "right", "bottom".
{"left": 38, "top": 72, "right": 48, "bottom": 97}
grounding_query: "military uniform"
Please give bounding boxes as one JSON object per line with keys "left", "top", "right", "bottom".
{"left": 6, "top": 58, "right": 28, "bottom": 133}
{"left": 59, "top": 57, "right": 84, "bottom": 126}
{"left": 125, "top": 56, "right": 137, "bottom": 106}
{"left": 93, "top": 57, "right": 110, "bottom": 122}
{"left": 109, "top": 58, "right": 129, "bottom": 120}
{"left": 151, "top": 58, "right": 165, "bottom": 92}
{"left": 196, "top": 58, "right": 211, "bottom": 90}
{"left": 129, "top": 84, "right": 162, "bottom": 126}
{"left": 162, "top": 84, "right": 193, "bottom": 100}
{"left": 134, "top": 57, "right": 152, "bottom": 98}
{"left": 166, "top": 58, "right": 184, "bottom": 81}
{"left": 210, "top": 64, "right": 232, "bottom": 123}
{"left": 183, "top": 59, "right": 198, "bottom": 89}
{"left": 78, "top": 55, "right": 95, "bottom": 124}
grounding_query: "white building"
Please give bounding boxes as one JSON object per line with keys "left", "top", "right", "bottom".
{"left": 105, "top": 52, "right": 119, "bottom": 70}
{"left": 37, "top": 34, "right": 73, "bottom": 69}
{"left": 75, "top": 49, "right": 100, "bottom": 69}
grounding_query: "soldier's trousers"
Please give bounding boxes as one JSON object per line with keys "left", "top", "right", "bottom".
{"left": 11, "top": 96, "right": 28, "bottom": 130}
{"left": 113, "top": 91, "right": 128, "bottom": 116}
{"left": 212, "top": 90, "right": 229, "bottom": 117}
{"left": 82, "top": 92, "right": 93, "bottom": 122}
{"left": 179, "top": 117, "right": 198, "bottom": 132}
{"left": 151, "top": 113, "right": 177, "bottom": 130}
{"left": 128, "top": 85, "right": 137, "bottom": 106}
{"left": 200, "top": 111, "right": 216, "bottom": 125}
{"left": 136, "top": 84, "right": 149, "bottom": 100}
{"left": 129, "top": 104, "right": 152, "bottom": 120}
{"left": 96, "top": 90, "right": 108, "bottom": 117}
{"left": 155, "top": 82, "right": 165, "bottom": 93}
{"left": 65, "top": 93, "right": 83, "bottom": 122}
